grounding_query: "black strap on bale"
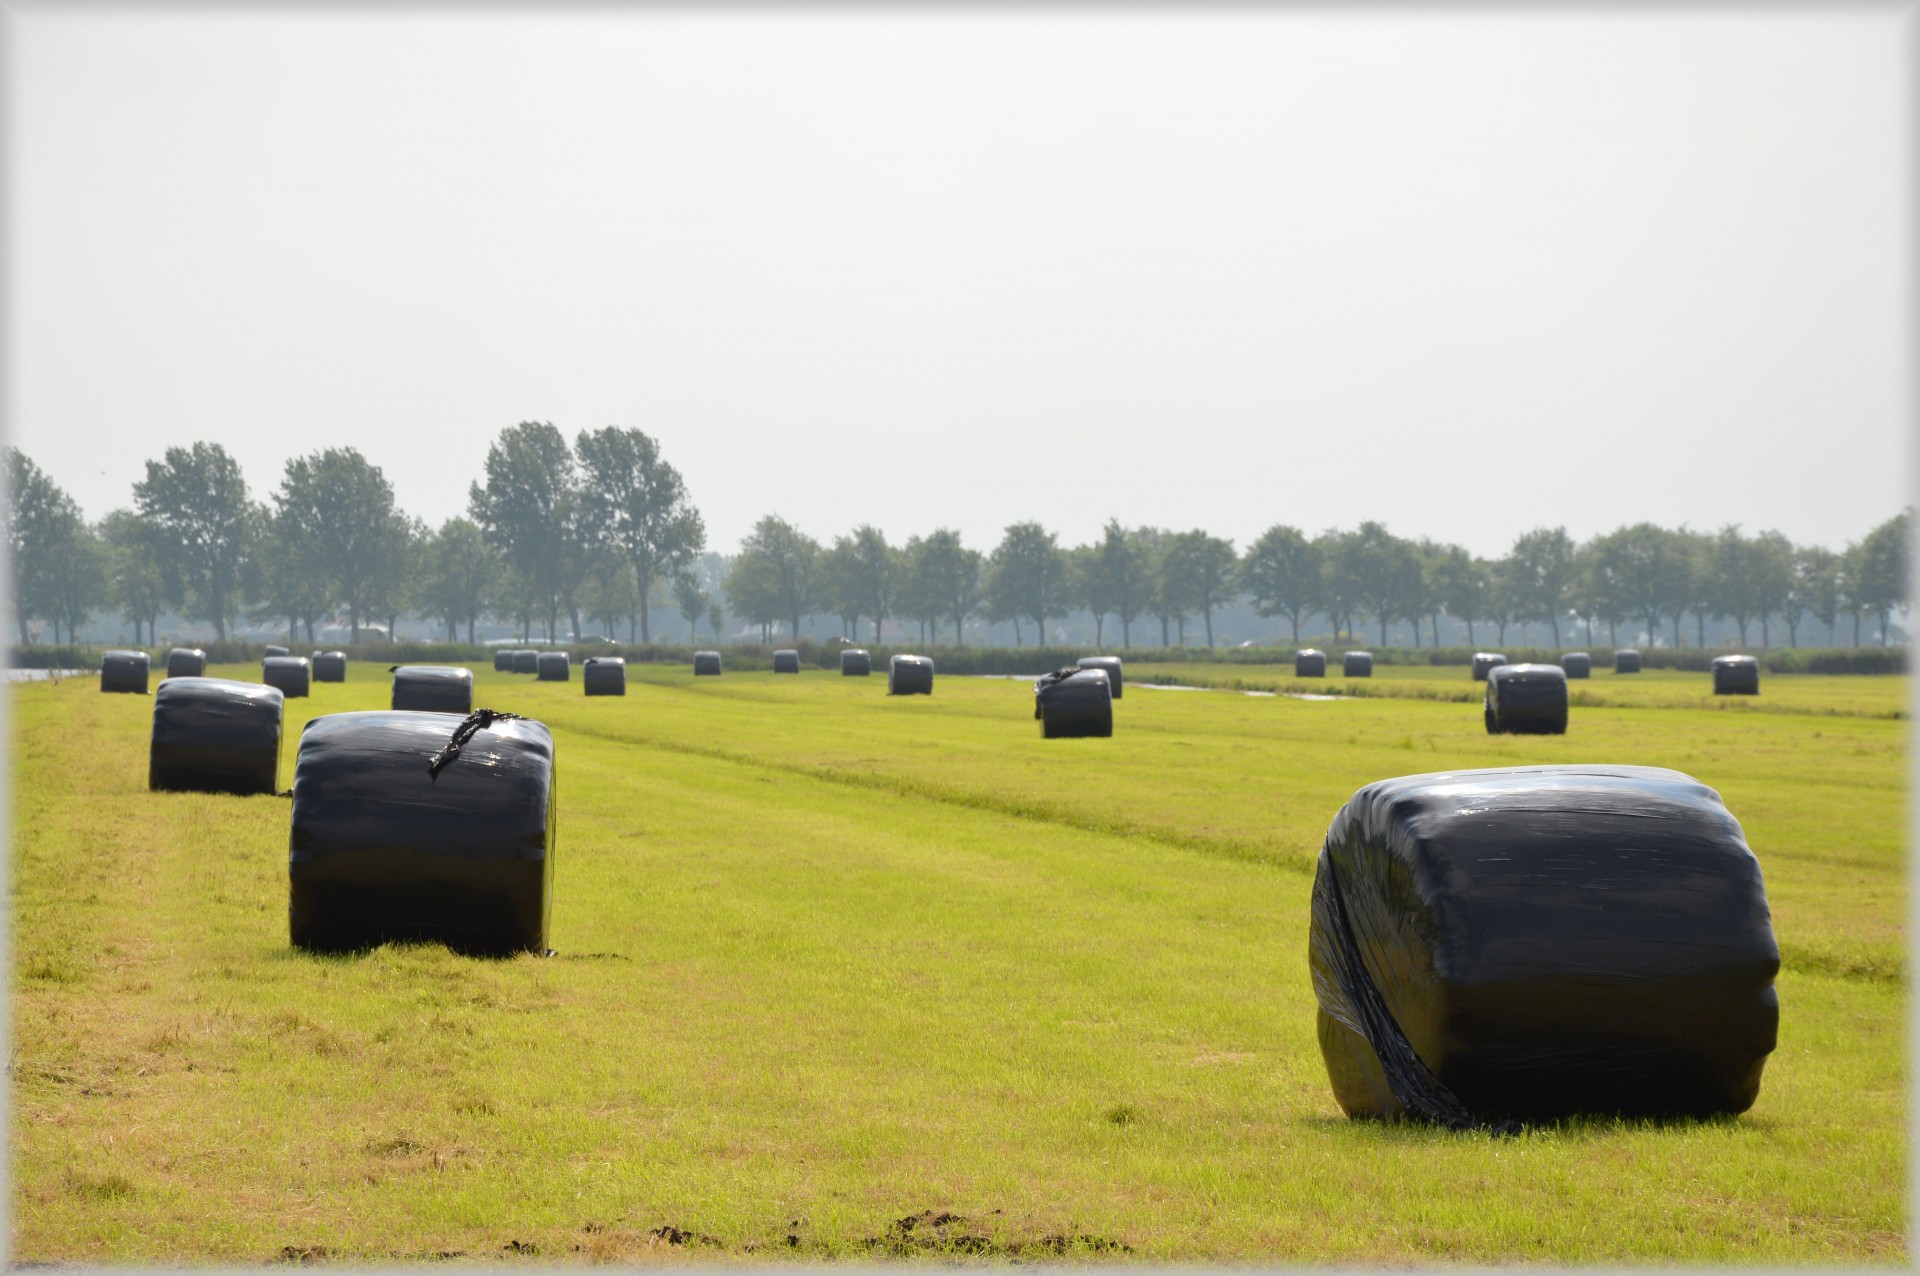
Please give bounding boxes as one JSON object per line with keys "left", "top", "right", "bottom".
{"left": 427, "top": 708, "right": 526, "bottom": 781}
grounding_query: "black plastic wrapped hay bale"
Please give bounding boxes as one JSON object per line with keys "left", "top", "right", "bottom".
{"left": 1295, "top": 649, "right": 1327, "bottom": 678}
{"left": 888, "top": 654, "right": 933, "bottom": 695}
{"left": 841, "top": 649, "right": 872, "bottom": 676}
{"left": 1484, "top": 663, "right": 1568, "bottom": 734}
{"left": 312, "top": 651, "right": 347, "bottom": 683}
{"left": 511, "top": 649, "right": 539, "bottom": 674}
{"left": 583, "top": 656, "right": 627, "bottom": 696}
{"left": 1034, "top": 667, "right": 1113, "bottom": 738}
{"left": 1561, "top": 652, "right": 1591, "bottom": 679}
{"left": 264, "top": 644, "right": 289, "bottom": 658}
{"left": 391, "top": 665, "right": 475, "bottom": 714}
{"left": 1470, "top": 652, "right": 1507, "bottom": 681}
{"left": 493, "top": 650, "right": 513, "bottom": 672}
{"left": 1343, "top": 651, "right": 1373, "bottom": 679}
{"left": 100, "top": 649, "right": 150, "bottom": 694}
{"left": 165, "top": 647, "right": 206, "bottom": 679}
{"left": 1713, "top": 654, "right": 1761, "bottom": 695}
{"left": 693, "top": 650, "right": 722, "bottom": 676}
{"left": 263, "top": 655, "right": 310, "bottom": 698}
{"left": 772, "top": 649, "right": 801, "bottom": 674}
{"left": 288, "top": 709, "right": 555, "bottom": 956}
{"left": 536, "top": 652, "right": 570, "bottom": 682}
{"left": 1076, "top": 655, "right": 1124, "bottom": 700}
{"left": 1615, "top": 649, "right": 1642, "bottom": 674}
{"left": 1309, "top": 764, "right": 1778, "bottom": 1127}
{"left": 149, "top": 677, "right": 284, "bottom": 795}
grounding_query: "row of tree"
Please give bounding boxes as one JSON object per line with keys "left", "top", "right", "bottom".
{"left": 5, "top": 429, "right": 1910, "bottom": 650}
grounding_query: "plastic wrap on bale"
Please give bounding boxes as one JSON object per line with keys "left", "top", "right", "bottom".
{"left": 1034, "top": 667, "right": 1112, "bottom": 738}
{"left": 1713, "top": 654, "right": 1760, "bottom": 695}
{"left": 888, "top": 654, "right": 933, "bottom": 695}
{"left": 693, "top": 650, "right": 722, "bottom": 676}
{"left": 1343, "top": 651, "right": 1373, "bottom": 678}
{"left": 312, "top": 651, "right": 347, "bottom": 683}
{"left": 536, "top": 652, "right": 570, "bottom": 682}
{"left": 583, "top": 656, "right": 626, "bottom": 696}
{"left": 165, "top": 647, "right": 206, "bottom": 679}
{"left": 493, "top": 650, "right": 514, "bottom": 672}
{"left": 511, "top": 650, "right": 538, "bottom": 674}
{"left": 1309, "top": 764, "right": 1778, "bottom": 1127}
{"left": 1295, "top": 649, "right": 1326, "bottom": 678}
{"left": 264, "top": 644, "right": 289, "bottom": 658}
{"left": 1470, "top": 652, "right": 1507, "bottom": 681}
{"left": 149, "top": 677, "right": 284, "bottom": 795}
{"left": 841, "top": 649, "right": 872, "bottom": 676}
{"left": 772, "top": 649, "right": 801, "bottom": 674}
{"left": 1076, "top": 655, "right": 1124, "bottom": 699}
{"left": 1484, "top": 663, "right": 1568, "bottom": 734}
{"left": 263, "top": 655, "right": 310, "bottom": 698}
{"left": 1561, "top": 652, "right": 1591, "bottom": 679}
{"left": 289, "top": 710, "right": 555, "bottom": 955}
{"left": 391, "top": 665, "right": 474, "bottom": 714}
{"left": 101, "top": 649, "right": 150, "bottom": 694}
{"left": 1615, "top": 649, "right": 1642, "bottom": 674}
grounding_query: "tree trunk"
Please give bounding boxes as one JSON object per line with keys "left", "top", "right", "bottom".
{"left": 1880, "top": 609, "right": 1890, "bottom": 646}
{"left": 1096, "top": 615, "right": 1105, "bottom": 646}
{"left": 1379, "top": 613, "right": 1388, "bottom": 646}
{"left": 1466, "top": 618, "right": 1476, "bottom": 646}
{"left": 1012, "top": 619, "right": 1022, "bottom": 645}
{"left": 1177, "top": 616, "right": 1185, "bottom": 646}
{"left": 1204, "top": 609, "right": 1214, "bottom": 647}
{"left": 1122, "top": 617, "right": 1131, "bottom": 649}
{"left": 1290, "top": 613, "right": 1301, "bottom": 645}
{"left": 1761, "top": 616, "right": 1770, "bottom": 648}
{"left": 1159, "top": 616, "right": 1169, "bottom": 646}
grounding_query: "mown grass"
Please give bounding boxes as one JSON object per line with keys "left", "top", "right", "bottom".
{"left": 8, "top": 660, "right": 1907, "bottom": 1263}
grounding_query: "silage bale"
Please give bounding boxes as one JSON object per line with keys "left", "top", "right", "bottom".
{"left": 100, "top": 649, "right": 150, "bottom": 694}
{"left": 494, "top": 650, "right": 513, "bottom": 672}
{"left": 1470, "top": 652, "right": 1507, "bottom": 681}
{"left": 888, "top": 654, "right": 934, "bottom": 695}
{"left": 312, "top": 651, "right": 347, "bottom": 683}
{"left": 149, "top": 676, "right": 284, "bottom": 795}
{"left": 1484, "top": 663, "right": 1569, "bottom": 734}
{"left": 263, "top": 655, "right": 310, "bottom": 698}
{"left": 1033, "top": 666, "right": 1113, "bottom": 738}
{"left": 264, "top": 644, "right": 289, "bottom": 658}
{"left": 583, "top": 656, "right": 627, "bottom": 696}
{"left": 1712, "top": 654, "right": 1761, "bottom": 695}
{"left": 841, "top": 648, "right": 872, "bottom": 676}
{"left": 1615, "top": 649, "right": 1642, "bottom": 674}
{"left": 693, "top": 650, "right": 723, "bottom": 676}
{"left": 536, "top": 652, "right": 570, "bottom": 682}
{"left": 165, "top": 647, "right": 207, "bottom": 679}
{"left": 773, "top": 649, "right": 801, "bottom": 674}
{"left": 1343, "top": 651, "right": 1373, "bottom": 678}
{"left": 511, "top": 649, "right": 539, "bottom": 674}
{"left": 1295, "top": 649, "right": 1327, "bottom": 678}
{"left": 391, "top": 665, "right": 475, "bottom": 714}
{"left": 288, "top": 709, "right": 555, "bottom": 955}
{"left": 1561, "top": 652, "right": 1591, "bottom": 679}
{"left": 1076, "top": 655, "right": 1124, "bottom": 700}
{"left": 1309, "top": 764, "right": 1778, "bottom": 1126}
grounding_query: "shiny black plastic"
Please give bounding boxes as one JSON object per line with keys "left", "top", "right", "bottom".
{"left": 1615, "top": 649, "right": 1642, "bottom": 674}
{"left": 149, "top": 676, "right": 284, "bottom": 795}
{"left": 1562, "top": 652, "right": 1591, "bottom": 679}
{"left": 1076, "top": 655, "right": 1124, "bottom": 699}
{"left": 1470, "top": 652, "right": 1507, "bottom": 681}
{"left": 583, "top": 656, "right": 626, "bottom": 696}
{"left": 101, "top": 649, "right": 150, "bottom": 694}
{"left": 1034, "top": 667, "right": 1112, "bottom": 738}
{"left": 391, "top": 665, "right": 474, "bottom": 714}
{"left": 1310, "top": 764, "right": 1778, "bottom": 1126}
{"left": 773, "top": 649, "right": 801, "bottom": 674}
{"left": 264, "top": 644, "right": 289, "bottom": 658}
{"left": 1484, "top": 663, "right": 1568, "bottom": 734}
{"left": 1295, "top": 649, "right": 1326, "bottom": 678}
{"left": 841, "top": 649, "right": 872, "bottom": 676}
{"left": 312, "top": 651, "right": 347, "bottom": 683}
{"left": 888, "top": 654, "right": 933, "bottom": 695}
{"left": 1713, "top": 655, "right": 1760, "bottom": 695}
{"left": 165, "top": 647, "right": 206, "bottom": 679}
{"left": 693, "top": 650, "right": 722, "bottom": 676}
{"left": 289, "top": 710, "right": 556, "bottom": 955}
{"left": 493, "top": 650, "right": 513, "bottom": 672}
{"left": 511, "top": 650, "right": 538, "bottom": 674}
{"left": 263, "top": 655, "right": 310, "bottom": 698}
{"left": 536, "top": 652, "right": 570, "bottom": 682}
{"left": 1343, "top": 651, "right": 1373, "bottom": 678}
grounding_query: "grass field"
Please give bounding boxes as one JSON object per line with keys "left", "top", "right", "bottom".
{"left": 9, "top": 659, "right": 1908, "bottom": 1263}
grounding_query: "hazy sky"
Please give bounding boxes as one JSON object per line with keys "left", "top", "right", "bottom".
{"left": 8, "top": 6, "right": 1910, "bottom": 558}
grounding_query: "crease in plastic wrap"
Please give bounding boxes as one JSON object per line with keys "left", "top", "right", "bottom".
{"left": 1076, "top": 655, "right": 1124, "bottom": 699}
{"left": 1484, "top": 663, "right": 1568, "bottom": 734}
{"left": 390, "top": 664, "right": 474, "bottom": 714}
{"left": 841, "top": 649, "right": 872, "bottom": 676}
{"left": 1309, "top": 764, "right": 1779, "bottom": 1127}
{"left": 165, "top": 647, "right": 207, "bottom": 679}
{"left": 694, "top": 650, "right": 723, "bottom": 676}
{"left": 772, "top": 649, "right": 801, "bottom": 674}
{"left": 149, "top": 676, "right": 284, "bottom": 795}
{"left": 1295, "top": 649, "right": 1326, "bottom": 678}
{"left": 583, "top": 656, "right": 627, "bottom": 696}
{"left": 888, "top": 654, "right": 932, "bottom": 695}
{"left": 1033, "top": 667, "right": 1112, "bottom": 737}
{"left": 289, "top": 709, "right": 555, "bottom": 956}
{"left": 101, "top": 649, "right": 150, "bottom": 693}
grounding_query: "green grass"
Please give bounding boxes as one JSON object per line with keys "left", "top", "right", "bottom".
{"left": 9, "top": 660, "right": 1907, "bottom": 1263}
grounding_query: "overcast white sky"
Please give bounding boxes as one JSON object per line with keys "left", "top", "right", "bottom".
{"left": 7, "top": 6, "right": 1911, "bottom": 558}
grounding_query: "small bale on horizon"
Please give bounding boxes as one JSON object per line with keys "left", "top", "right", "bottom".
{"left": 888, "top": 654, "right": 934, "bottom": 695}
{"left": 101, "top": 649, "right": 150, "bottom": 694}
{"left": 1295, "top": 649, "right": 1327, "bottom": 678}
{"left": 1485, "top": 663, "right": 1569, "bottom": 735}
{"left": 693, "top": 650, "right": 723, "bottom": 677}
{"left": 494, "top": 650, "right": 514, "bottom": 672}
{"left": 149, "top": 676, "right": 283, "bottom": 795}
{"left": 391, "top": 665, "right": 475, "bottom": 714}
{"left": 584, "top": 656, "right": 627, "bottom": 696}
{"left": 842, "top": 648, "right": 872, "bottom": 676}
{"left": 773, "top": 649, "right": 801, "bottom": 674}
{"left": 1343, "top": 651, "right": 1373, "bottom": 678}
{"left": 1076, "top": 655, "right": 1124, "bottom": 699}
{"left": 1561, "top": 652, "right": 1591, "bottom": 679}
{"left": 263, "top": 655, "right": 310, "bottom": 698}
{"left": 511, "top": 650, "right": 539, "bottom": 675}
{"left": 1615, "top": 649, "right": 1643, "bottom": 674}
{"left": 536, "top": 652, "right": 570, "bottom": 682}
{"left": 1713, "top": 654, "right": 1761, "bottom": 695}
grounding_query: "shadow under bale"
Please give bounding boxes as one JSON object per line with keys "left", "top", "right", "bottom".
{"left": 693, "top": 650, "right": 722, "bottom": 676}
{"left": 289, "top": 709, "right": 556, "bottom": 956}
{"left": 165, "top": 647, "right": 206, "bottom": 679}
{"left": 1470, "top": 652, "right": 1507, "bottom": 681}
{"left": 312, "top": 651, "right": 347, "bottom": 683}
{"left": 841, "top": 649, "right": 872, "bottom": 676}
{"left": 536, "top": 652, "right": 570, "bottom": 682}
{"left": 1484, "top": 663, "right": 1569, "bottom": 734}
{"left": 149, "top": 677, "right": 284, "bottom": 795}
{"left": 888, "top": 654, "right": 933, "bottom": 695}
{"left": 1713, "top": 654, "right": 1760, "bottom": 695}
{"left": 511, "top": 650, "right": 539, "bottom": 674}
{"left": 1310, "top": 764, "right": 1778, "bottom": 1127}
{"left": 1561, "top": 652, "right": 1591, "bottom": 679}
{"left": 583, "top": 656, "right": 626, "bottom": 696}
{"left": 263, "top": 655, "right": 310, "bottom": 698}
{"left": 773, "top": 649, "right": 801, "bottom": 674}
{"left": 391, "top": 665, "right": 474, "bottom": 714}
{"left": 1295, "top": 649, "right": 1326, "bottom": 678}
{"left": 1343, "top": 651, "right": 1373, "bottom": 678}
{"left": 1034, "top": 667, "right": 1112, "bottom": 738}
{"left": 1076, "top": 655, "right": 1123, "bottom": 699}
{"left": 101, "top": 649, "right": 150, "bottom": 694}
{"left": 1615, "top": 648, "right": 1642, "bottom": 674}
